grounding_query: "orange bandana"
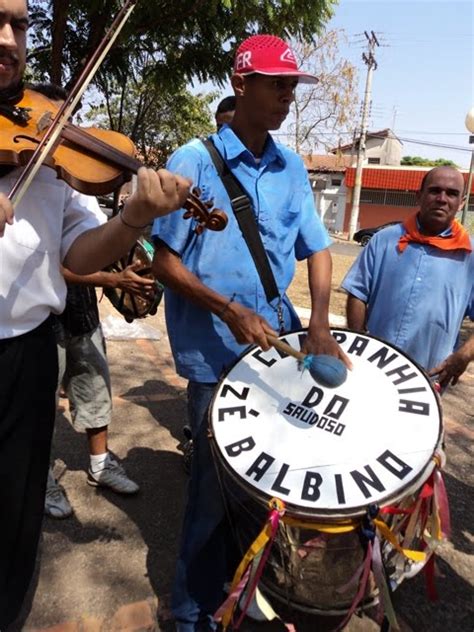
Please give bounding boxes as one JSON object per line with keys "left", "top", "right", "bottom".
{"left": 398, "top": 213, "right": 472, "bottom": 253}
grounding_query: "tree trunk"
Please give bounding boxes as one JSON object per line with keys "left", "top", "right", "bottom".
{"left": 51, "top": 0, "right": 71, "bottom": 85}
{"left": 66, "top": 0, "right": 116, "bottom": 90}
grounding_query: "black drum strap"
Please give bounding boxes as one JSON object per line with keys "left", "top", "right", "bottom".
{"left": 202, "top": 138, "right": 279, "bottom": 304}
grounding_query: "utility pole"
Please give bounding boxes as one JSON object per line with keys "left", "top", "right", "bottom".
{"left": 348, "top": 31, "right": 379, "bottom": 240}
{"left": 391, "top": 106, "right": 398, "bottom": 132}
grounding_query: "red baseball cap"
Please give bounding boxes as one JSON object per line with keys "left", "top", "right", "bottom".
{"left": 233, "top": 34, "right": 318, "bottom": 84}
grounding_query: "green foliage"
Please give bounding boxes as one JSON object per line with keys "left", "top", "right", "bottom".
{"left": 401, "top": 156, "right": 459, "bottom": 167}
{"left": 26, "top": 1, "right": 338, "bottom": 171}
{"left": 28, "top": 1, "right": 337, "bottom": 88}
{"left": 86, "top": 72, "right": 217, "bottom": 168}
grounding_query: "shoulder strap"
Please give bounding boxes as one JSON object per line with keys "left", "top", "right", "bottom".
{"left": 202, "top": 138, "right": 279, "bottom": 303}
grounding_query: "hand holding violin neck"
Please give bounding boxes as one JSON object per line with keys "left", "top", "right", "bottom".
{"left": 121, "top": 167, "right": 191, "bottom": 228}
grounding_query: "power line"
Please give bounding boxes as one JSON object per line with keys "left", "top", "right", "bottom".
{"left": 395, "top": 130, "right": 467, "bottom": 136}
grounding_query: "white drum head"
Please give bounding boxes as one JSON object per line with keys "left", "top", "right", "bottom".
{"left": 210, "top": 329, "right": 442, "bottom": 519}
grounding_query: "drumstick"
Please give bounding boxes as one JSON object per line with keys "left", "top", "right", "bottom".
{"left": 266, "top": 334, "right": 347, "bottom": 388}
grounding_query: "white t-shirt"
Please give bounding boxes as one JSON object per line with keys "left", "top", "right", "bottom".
{"left": 0, "top": 167, "right": 105, "bottom": 338}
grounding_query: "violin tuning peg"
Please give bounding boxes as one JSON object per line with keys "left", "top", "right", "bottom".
{"left": 204, "top": 200, "right": 214, "bottom": 209}
{"left": 192, "top": 187, "right": 202, "bottom": 197}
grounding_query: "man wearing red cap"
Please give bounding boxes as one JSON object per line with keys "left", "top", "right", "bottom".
{"left": 152, "top": 34, "right": 348, "bottom": 631}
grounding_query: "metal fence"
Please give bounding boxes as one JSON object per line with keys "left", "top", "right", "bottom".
{"left": 360, "top": 188, "right": 418, "bottom": 207}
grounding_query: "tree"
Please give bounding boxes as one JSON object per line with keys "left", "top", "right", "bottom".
{"left": 86, "top": 60, "right": 217, "bottom": 168}
{"left": 26, "top": 2, "right": 339, "bottom": 171}
{"left": 286, "top": 31, "right": 358, "bottom": 154}
{"left": 401, "top": 156, "right": 459, "bottom": 167}
{"left": 28, "top": 1, "right": 337, "bottom": 90}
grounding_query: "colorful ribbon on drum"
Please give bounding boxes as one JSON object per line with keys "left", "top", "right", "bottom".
{"left": 214, "top": 498, "right": 286, "bottom": 630}
{"left": 214, "top": 498, "right": 361, "bottom": 630}
{"left": 214, "top": 460, "right": 451, "bottom": 631}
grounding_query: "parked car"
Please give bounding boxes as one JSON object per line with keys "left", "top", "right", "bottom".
{"left": 353, "top": 221, "right": 401, "bottom": 246}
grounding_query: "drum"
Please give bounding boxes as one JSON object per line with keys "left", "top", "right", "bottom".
{"left": 209, "top": 329, "right": 444, "bottom": 618}
{"left": 104, "top": 237, "right": 163, "bottom": 322}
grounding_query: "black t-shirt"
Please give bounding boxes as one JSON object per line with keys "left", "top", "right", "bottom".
{"left": 58, "top": 284, "right": 100, "bottom": 336}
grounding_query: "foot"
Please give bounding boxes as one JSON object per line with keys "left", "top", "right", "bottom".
{"left": 87, "top": 456, "right": 139, "bottom": 494}
{"left": 45, "top": 477, "right": 73, "bottom": 519}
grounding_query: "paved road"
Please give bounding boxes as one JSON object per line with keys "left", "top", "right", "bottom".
{"left": 12, "top": 305, "right": 473, "bottom": 632}
{"left": 330, "top": 240, "right": 361, "bottom": 257}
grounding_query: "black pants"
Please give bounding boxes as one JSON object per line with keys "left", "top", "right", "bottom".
{"left": 0, "top": 317, "right": 57, "bottom": 629}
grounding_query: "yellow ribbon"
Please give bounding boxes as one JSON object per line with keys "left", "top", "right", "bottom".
{"left": 221, "top": 501, "right": 283, "bottom": 629}
{"left": 374, "top": 518, "right": 426, "bottom": 562}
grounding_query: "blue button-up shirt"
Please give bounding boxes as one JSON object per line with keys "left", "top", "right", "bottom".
{"left": 152, "top": 126, "right": 331, "bottom": 382}
{"left": 341, "top": 223, "right": 474, "bottom": 371}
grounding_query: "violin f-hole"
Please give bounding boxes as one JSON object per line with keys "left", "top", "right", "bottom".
{"left": 13, "top": 134, "right": 40, "bottom": 146}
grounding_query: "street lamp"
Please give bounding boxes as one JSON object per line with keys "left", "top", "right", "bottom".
{"left": 462, "top": 107, "right": 474, "bottom": 227}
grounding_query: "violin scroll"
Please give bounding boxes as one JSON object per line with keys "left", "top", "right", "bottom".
{"left": 183, "top": 188, "right": 228, "bottom": 235}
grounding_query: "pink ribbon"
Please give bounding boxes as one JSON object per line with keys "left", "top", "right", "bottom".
{"left": 334, "top": 541, "right": 373, "bottom": 632}
{"left": 297, "top": 533, "right": 328, "bottom": 559}
{"left": 213, "top": 566, "right": 251, "bottom": 624}
{"left": 433, "top": 470, "right": 451, "bottom": 539}
{"left": 233, "top": 508, "right": 282, "bottom": 630}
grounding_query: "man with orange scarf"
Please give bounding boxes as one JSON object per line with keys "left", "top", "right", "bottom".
{"left": 342, "top": 166, "right": 473, "bottom": 388}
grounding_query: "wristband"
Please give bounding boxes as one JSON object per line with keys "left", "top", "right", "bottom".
{"left": 218, "top": 294, "right": 236, "bottom": 319}
{"left": 119, "top": 207, "right": 150, "bottom": 230}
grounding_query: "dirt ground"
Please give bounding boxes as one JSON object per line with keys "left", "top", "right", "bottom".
{"left": 287, "top": 253, "right": 355, "bottom": 316}
{"left": 15, "top": 246, "right": 473, "bottom": 632}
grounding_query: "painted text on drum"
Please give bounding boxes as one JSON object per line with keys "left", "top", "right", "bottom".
{"left": 210, "top": 330, "right": 441, "bottom": 512}
{"left": 223, "top": 433, "right": 414, "bottom": 506}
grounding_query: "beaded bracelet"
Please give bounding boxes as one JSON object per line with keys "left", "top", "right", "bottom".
{"left": 218, "top": 294, "right": 236, "bottom": 319}
{"left": 119, "top": 207, "right": 150, "bottom": 230}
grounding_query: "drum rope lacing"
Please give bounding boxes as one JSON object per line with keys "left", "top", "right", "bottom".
{"left": 213, "top": 452, "right": 450, "bottom": 631}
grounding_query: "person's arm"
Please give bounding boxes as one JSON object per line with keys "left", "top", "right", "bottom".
{"left": 303, "top": 249, "right": 352, "bottom": 368}
{"left": 151, "top": 244, "right": 277, "bottom": 351}
{"left": 62, "top": 264, "right": 155, "bottom": 299}
{"left": 63, "top": 168, "right": 190, "bottom": 274}
{"left": 346, "top": 294, "right": 368, "bottom": 332}
{"left": 428, "top": 335, "right": 474, "bottom": 388}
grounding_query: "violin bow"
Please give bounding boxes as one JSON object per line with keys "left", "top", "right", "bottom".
{"left": 8, "top": 0, "right": 138, "bottom": 207}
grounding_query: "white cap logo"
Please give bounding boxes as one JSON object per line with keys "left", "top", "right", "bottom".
{"left": 235, "top": 51, "right": 252, "bottom": 71}
{"left": 280, "top": 48, "right": 296, "bottom": 64}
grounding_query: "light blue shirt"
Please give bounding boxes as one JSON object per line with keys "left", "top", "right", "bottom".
{"left": 152, "top": 125, "right": 331, "bottom": 382}
{"left": 341, "top": 223, "right": 474, "bottom": 371}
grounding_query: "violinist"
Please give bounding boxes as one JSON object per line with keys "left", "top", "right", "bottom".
{"left": 0, "top": 1, "right": 190, "bottom": 627}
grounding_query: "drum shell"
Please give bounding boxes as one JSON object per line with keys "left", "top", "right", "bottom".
{"left": 209, "top": 328, "right": 443, "bottom": 615}
{"left": 212, "top": 451, "right": 377, "bottom": 615}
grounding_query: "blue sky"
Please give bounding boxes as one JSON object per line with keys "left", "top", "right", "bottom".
{"left": 328, "top": 0, "right": 474, "bottom": 167}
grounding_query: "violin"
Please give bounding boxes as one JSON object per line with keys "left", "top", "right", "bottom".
{"left": 0, "top": 88, "right": 228, "bottom": 235}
